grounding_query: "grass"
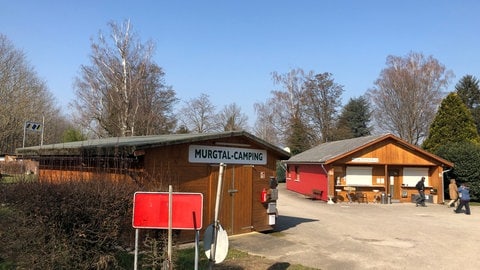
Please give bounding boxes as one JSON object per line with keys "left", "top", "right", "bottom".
{"left": 0, "top": 260, "right": 15, "bottom": 270}
{"left": 175, "top": 246, "right": 249, "bottom": 269}
{"left": 0, "top": 206, "right": 15, "bottom": 270}
{"left": 0, "top": 173, "right": 37, "bottom": 183}
{"left": 113, "top": 246, "right": 317, "bottom": 269}
{"left": 174, "top": 246, "right": 318, "bottom": 270}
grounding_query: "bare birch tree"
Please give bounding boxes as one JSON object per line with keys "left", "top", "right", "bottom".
{"left": 256, "top": 68, "right": 314, "bottom": 149}
{"left": 366, "top": 52, "right": 453, "bottom": 145}
{"left": 72, "top": 20, "right": 177, "bottom": 137}
{"left": 253, "top": 101, "right": 281, "bottom": 145}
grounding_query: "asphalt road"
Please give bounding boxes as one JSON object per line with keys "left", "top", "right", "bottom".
{"left": 229, "top": 183, "right": 480, "bottom": 270}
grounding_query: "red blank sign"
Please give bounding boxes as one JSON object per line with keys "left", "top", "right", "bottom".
{"left": 132, "top": 192, "right": 203, "bottom": 230}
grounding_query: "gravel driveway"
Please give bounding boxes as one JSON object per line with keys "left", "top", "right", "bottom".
{"left": 229, "top": 183, "right": 480, "bottom": 269}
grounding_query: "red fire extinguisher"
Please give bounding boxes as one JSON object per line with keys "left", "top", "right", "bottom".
{"left": 261, "top": 188, "right": 268, "bottom": 203}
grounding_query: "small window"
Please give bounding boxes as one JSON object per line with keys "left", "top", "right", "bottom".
{"left": 295, "top": 166, "right": 300, "bottom": 181}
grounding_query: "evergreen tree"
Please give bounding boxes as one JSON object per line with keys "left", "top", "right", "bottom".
{"left": 62, "top": 128, "right": 86, "bottom": 143}
{"left": 286, "top": 117, "right": 311, "bottom": 155}
{"left": 334, "top": 96, "right": 372, "bottom": 140}
{"left": 455, "top": 75, "right": 480, "bottom": 133}
{"left": 422, "top": 92, "right": 480, "bottom": 153}
{"left": 435, "top": 141, "right": 480, "bottom": 201}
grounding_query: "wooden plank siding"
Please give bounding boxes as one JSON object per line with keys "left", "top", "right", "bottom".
{"left": 335, "top": 138, "right": 438, "bottom": 166}
{"left": 39, "top": 169, "right": 136, "bottom": 183}
{"left": 18, "top": 132, "right": 291, "bottom": 242}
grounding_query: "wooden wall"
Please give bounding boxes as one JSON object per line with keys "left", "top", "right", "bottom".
{"left": 290, "top": 137, "right": 448, "bottom": 204}
{"left": 143, "top": 138, "right": 282, "bottom": 237}
{"left": 35, "top": 135, "right": 286, "bottom": 241}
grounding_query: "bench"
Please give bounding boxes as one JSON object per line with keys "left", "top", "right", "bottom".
{"left": 310, "top": 189, "right": 323, "bottom": 200}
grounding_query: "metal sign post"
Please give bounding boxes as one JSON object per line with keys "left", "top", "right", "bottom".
{"left": 132, "top": 191, "right": 203, "bottom": 269}
{"left": 167, "top": 185, "right": 173, "bottom": 269}
{"left": 22, "top": 120, "right": 44, "bottom": 148}
{"left": 208, "top": 163, "right": 227, "bottom": 269}
{"left": 134, "top": 229, "right": 139, "bottom": 270}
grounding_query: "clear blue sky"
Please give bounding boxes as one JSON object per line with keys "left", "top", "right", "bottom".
{"left": 1, "top": 0, "right": 479, "bottom": 126}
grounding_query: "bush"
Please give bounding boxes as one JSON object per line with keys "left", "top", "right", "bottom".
{"left": 0, "top": 178, "right": 139, "bottom": 269}
{"left": 435, "top": 141, "right": 480, "bottom": 201}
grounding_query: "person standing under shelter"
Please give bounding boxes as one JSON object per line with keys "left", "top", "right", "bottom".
{"left": 415, "top": 177, "right": 426, "bottom": 207}
{"left": 447, "top": 179, "right": 459, "bottom": 208}
{"left": 454, "top": 183, "right": 471, "bottom": 215}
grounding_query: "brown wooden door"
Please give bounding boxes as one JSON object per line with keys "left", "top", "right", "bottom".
{"left": 389, "top": 169, "right": 401, "bottom": 200}
{"left": 209, "top": 165, "right": 253, "bottom": 235}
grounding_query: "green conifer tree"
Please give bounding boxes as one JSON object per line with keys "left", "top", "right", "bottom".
{"left": 334, "top": 96, "right": 372, "bottom": 140}
{"left": 286, "top": 117, "right": 311, "bottom": 155}
{"left": 455, "top": 75, "right": 480, "bottom": 134}
{"left": 422, "top": 92, "right": 480, "bottom": 153}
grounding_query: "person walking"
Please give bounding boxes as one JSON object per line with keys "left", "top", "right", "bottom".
{"left": 454, "top": 183, "right": 471, "bottom": 215}
{"left": 415, "top": 177, "right": 426, "bottom": 207}
{"left": 447, "top": 179, "right": 459, "bottom": 208}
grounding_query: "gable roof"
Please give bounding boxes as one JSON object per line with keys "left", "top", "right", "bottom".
{"left": 16, "top": 131, "right": 291, "bottom": 158}
{"left": 285, "top": 133, "right": 453, "bottom": 167}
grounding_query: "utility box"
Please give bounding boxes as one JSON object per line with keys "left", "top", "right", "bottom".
{"left": 267, "top": 202, "right": 277, "bottom": 214}
{"left": 269, "top": 189, "right": 278, "bottom": 201}
{"left": 381, "top": 193, "right": 387, "bottom": 204}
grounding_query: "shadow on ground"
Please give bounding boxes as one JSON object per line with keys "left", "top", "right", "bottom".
{"left": 273, "top": 215, "right": 318, "bottom": 232}
{"left": 267, "top": 262, "right": 291, "bottom": 269}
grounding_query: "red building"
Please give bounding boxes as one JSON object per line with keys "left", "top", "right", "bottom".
{"left": 284, "top": 134, "right": 453, "bottom": 204}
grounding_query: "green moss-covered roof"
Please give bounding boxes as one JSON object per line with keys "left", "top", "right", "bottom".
{"left": 16, "top": 131, "right": 291, "bottom": 158}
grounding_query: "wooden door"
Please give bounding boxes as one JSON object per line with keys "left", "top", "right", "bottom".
{"left": 389, "top": 168, "right": 401, "bottom": 200}
{"left": 209, "top": 165, "right": 253, "bottom": 235}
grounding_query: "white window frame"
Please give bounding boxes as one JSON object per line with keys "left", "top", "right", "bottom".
{"left": 403, "top": 167, "right": 429, "bottom": 187}
{"left": 345, "top": 166, "right": 372, "bottom": 186}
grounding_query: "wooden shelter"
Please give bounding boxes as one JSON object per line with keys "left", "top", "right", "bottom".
{"left": 284, "top": 134, "right": 453, "bottom": 204}
{"left": 16, "top": 131, "right": 290, "bottom": 236}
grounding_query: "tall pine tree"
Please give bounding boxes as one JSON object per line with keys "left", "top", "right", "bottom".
{"left": 422, "top": 92, "right": 480, "bottom": 153}
{"left": 334, "top": 96, "right": 372, "bottom": 140}
{"left": 455, "top": 75, "right": 480, "bottom": 134}
{"left": 286, "top": 117, "right": 311, "bottom": 155}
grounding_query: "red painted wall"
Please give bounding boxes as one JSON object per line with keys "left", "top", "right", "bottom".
{"left": 286, "top": 164, "right": 328, "bottom": 201}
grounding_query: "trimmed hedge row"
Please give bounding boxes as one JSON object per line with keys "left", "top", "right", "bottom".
{"left": 0, "top": 179, "right": 139, "bottom": 269}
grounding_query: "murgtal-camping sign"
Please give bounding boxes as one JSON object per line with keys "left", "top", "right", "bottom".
{"left": 188, "top": 145, "right": 267, "bottom": 165}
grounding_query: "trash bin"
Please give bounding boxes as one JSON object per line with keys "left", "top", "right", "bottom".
{"left": 387, "top": 194, "right": 392, "bottom": 204}
{"left": 381, "top": 193, "right": 387, "bottom": 204}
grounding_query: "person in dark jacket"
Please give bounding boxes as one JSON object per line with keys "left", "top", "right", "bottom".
{"left": 454, "top": 183, "right": 471, "bottom": 215}
{"left": 415, "top": 177, "right": 426, "bottom": 207}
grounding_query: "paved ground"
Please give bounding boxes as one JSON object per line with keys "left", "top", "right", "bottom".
{"left": 229, "top": 183, "right": 480, "bottom": 270}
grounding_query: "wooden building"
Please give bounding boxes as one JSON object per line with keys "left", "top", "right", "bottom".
{"left": 284, "top": 134, "right": 453, "bottom": 204}
{"left": 16, "top": 131, "right": 290, "bottom": 236}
